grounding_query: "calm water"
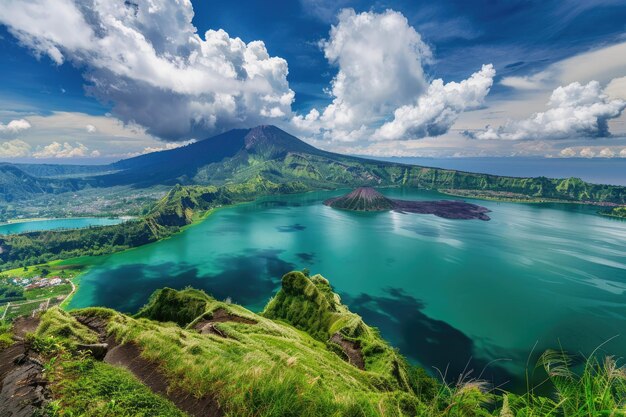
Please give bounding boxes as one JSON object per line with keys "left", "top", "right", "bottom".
{"left": 0, "top": 217, "right": 126, "bottom": 235}
{"left": 68, "top": 188, "right": 626, "bottom": 389}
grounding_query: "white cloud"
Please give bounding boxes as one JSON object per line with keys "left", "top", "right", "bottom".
{"left": 291, "top": 9, "right": 493, "bottom": 143}
{"left": 500, "top": 72, "right": 549, "bottom": 91}
{"left": 0, "top": 111, "right": 209, "bottom": 160}
{"left": 621, "top": 148, "right": 626, "bottom": 158}
{"left": 605, "top": 76, "right": 626, "bottom": 100}
{"left": 559, "top": 147, "right": 577, "bottom": 157}
{"left": 32, "top": 141, "right": 91, "bottom": 158}
{"left": 599, "top": 147, "right": 615, "bottom": 158}
{"left": 375, "top": 64, "right": 495, "bottom": 140}
{"left": 318, "top": 9, "right": 431, "bottom": 131}
{"left": 139, "top": 139, "right": 196, "bottom": 155}
{"left": 0, "top": 119, "right": 31, "bottom": 136}
{"left": 579, "top": 147, "right": 596, "bottom": 158}
{"left": 471, "top": 81, "right": 626, "bottom": 140}
{"left": 0, "top": 0, "right": 294, "bottom": 140}
{"left": 0, "top": 139, "right": 31, "bottom": 157}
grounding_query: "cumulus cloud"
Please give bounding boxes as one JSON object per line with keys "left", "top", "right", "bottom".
{"left": 579, "top": 147, "right": 596, "bottom": 158}
{"left": 375, "top": 64, "right": 495, "bottom": 140}
{"left": 85, "top": 124, "right": 97, "bottom": 133}
{"left": 605, "top": 76, "right": 626, "bottom": 100}
{"left": 471, "top": 81, "right": 626, "bottom": 140}
{"left": 598, "top": 147, "right": 615, "bottom": 158}
{"left": 559, "top": 147, "right": 577, "bottom": 157}
{"left": 290, "top": 9, "right": 494, "bottom": 143}
{"left": 0, "top": 139, "right": 31, "bottom": 157}
{"left": 32, "top": 141, "right": 91, "bottom": 158}
{"left": 0, "top": 0, "right": 294, "bottom": 140}
{"left": 0, "top": 119, "right": 32, "bottom": 136}
{"left": 317, "top": 9, "right": 431, "bottom": 131}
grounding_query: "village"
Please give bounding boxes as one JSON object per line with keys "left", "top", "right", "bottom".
{"left": 0, "top": 266, "right": 78, "bottom": 322}
{"left": 8, "top": 275, "right": 65, "bottom": 291}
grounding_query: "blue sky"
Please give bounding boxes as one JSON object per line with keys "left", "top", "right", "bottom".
{"left": 0, "top": 0, "right": 625, "bottom": 161}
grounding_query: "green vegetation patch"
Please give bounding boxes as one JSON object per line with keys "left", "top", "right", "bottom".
{"left": 32, "top": 307, "right": 98, "bottom": 352}
{"left": 0, "top": 320, "right": 12, "bottom": 348}
{"left": 602, "top": 206, "right": 626, "bottom": 218}
{"left": 22, "top": 274, "right": 626, "bottom": 417}
{"left": 262, "top": 271, "right": 429, "bottom": 393}
{"left": 46, "top": 358, "right": 188, "bottom": 417}
{"left": 85, "top": 286, "right": 425, "bottom": 416}
{"left": 135, "top": 287, "right": 213, "bottom": 326}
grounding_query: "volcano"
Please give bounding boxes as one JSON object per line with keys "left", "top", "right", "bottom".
{"left": 323, "top": 187, "right": 395, "bottom": 211}
{"left": 324, "top": 187, "right": 491, "bottom": 220}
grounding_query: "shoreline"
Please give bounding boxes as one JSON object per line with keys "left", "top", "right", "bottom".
{"left": 439, "top": 189, "right": 622, "bottom": 208}
{"left": 0, "top": 215, "right": 135, "bottom": 226}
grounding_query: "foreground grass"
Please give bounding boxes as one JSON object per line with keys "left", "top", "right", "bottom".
{"left": 0, "top": 320, "right": 12, "bottom": 348}
{"left": 46, "top": 357, "right": 188, "bottom": 417}
{"left": 25, "top": 272, "right": 626, "bottom": 417}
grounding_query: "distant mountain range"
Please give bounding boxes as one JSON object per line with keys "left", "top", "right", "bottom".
{"left": 0, "top": 163, "right": 83, "bottom": 202}
{"left": 1, "top": 125, "right": 625, "bottom": 204}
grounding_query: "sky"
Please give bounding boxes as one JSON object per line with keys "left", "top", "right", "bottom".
{"left": 0, "top": 0, "right": 625, "bottom": 163}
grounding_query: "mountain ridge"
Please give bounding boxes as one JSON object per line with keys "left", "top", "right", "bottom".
{"left": 2, "top": 125, "right": 626, "bottom": 205}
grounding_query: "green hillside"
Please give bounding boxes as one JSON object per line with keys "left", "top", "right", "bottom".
{"left": 0, "top": 177, "right": 307, "bottom": 269}
{"left": 0, "top": 163, "right": 83, "bottom": 203}
{"left": 3, "top": 126, "right": 626, "bottom": 205}
{"left": 2, "top": 271, "right": 624, "bottom": 416}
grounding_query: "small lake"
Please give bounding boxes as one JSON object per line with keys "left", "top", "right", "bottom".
{"left": 0, "top": 217, "right": 126, "bottom": 235}
{"left": 67, "top": 188, "right": 626, "bottom": 390}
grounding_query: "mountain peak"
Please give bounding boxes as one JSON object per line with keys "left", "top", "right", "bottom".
{"left": 324, "top": 187, "right": 395, "bottom": 211}
{"left": 243, "top": 125, "right": 320, "bottom": 156}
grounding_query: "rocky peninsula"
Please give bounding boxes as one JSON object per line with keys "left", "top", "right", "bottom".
{"left": 324, "top": 187, "right": 491, "bottom": 221}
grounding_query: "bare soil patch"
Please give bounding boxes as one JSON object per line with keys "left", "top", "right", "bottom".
{"left": 330, "top": 333, "right": 365, "bottom": 370}
{"left": 194, "top": 308, "right": 257, "bottom": 337}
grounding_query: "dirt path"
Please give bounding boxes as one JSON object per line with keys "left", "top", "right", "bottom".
{"left": 330, "top": 333, "right": 365, "bottom": 370}
{"left": 76, "top": 315, "right": 223, "bottom": 417}
{"left": 193, "top": 308, "right": 257, "bottom": 337}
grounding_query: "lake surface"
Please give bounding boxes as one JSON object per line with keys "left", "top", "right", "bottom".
{"left": 0, "top": 217, "right": 126, "bottom": 235}
{"left": 68, "top": 188, "right": 626, "bottom": 390}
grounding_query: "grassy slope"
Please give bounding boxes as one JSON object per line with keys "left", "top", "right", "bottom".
{"left": 126, "top": 282, "right": 426, "bottom": 416}
{"left": 23, "top": 272, "right": 625, "bottom": 416}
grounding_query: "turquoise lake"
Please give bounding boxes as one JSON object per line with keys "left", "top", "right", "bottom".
{"left": 0, "top": 217, "right": 126, "bottom": 235}
{"left": 68, "top": 188, "right": 626, "bottom": 389}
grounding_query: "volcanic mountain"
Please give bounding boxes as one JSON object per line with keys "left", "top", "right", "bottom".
{"left": 96, "top": 125, "right": 384, "bottom": 187}
{"left": 2, "top": 125, "right": 626, "bottom": 205}
{"left": 325, "top": 187, "right": 492, "bottom": 220}
{"left": 324, "top": 187, "right": 395, "bottom": 211}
